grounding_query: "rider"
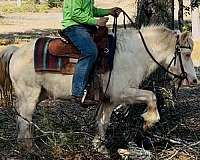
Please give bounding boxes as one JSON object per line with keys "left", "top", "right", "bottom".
{"left": 62, "top": 0, "right": 122, "bottom": 104}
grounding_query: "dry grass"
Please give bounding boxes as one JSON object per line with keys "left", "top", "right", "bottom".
{"left": 158, "top": 147, "right": 197, "bottom": 160}
{"left": 0, "top": 1, "right": 49, "bottom": 13}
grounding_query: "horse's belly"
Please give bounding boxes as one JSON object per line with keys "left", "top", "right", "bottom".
{"left": 42, "top": 74, "right": 73, "bottom": 98}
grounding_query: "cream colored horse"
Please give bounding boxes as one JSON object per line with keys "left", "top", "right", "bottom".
{"left": 0, "top": 26, "right": 197, "bottom": 153}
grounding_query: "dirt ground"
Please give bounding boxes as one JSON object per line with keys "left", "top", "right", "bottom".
{"left": 0, "top": 8, "right": 62, "bottom": 51}
{"left": 0, "top": 0, "right": 138, "bottom": 50}
{"left": 1, "top": 78, "right": 200, "bottom": 159}
{"left": 0, "top": 5, "right": 200, "bottom": 160}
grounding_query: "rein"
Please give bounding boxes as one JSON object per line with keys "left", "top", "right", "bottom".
{"left": 104, "top": 10, "right": 137, "bottom": 96}
{"left": 138, "top": 31, "right": 189, "bottom": 91}
{"left": 105, "top": 10, "right": 189, "bottom": 94}
{"left": 119, "top": 10, "right": 188, "bottom": 90}
{"left": 138, "top": 31, "right": 187, "bottom": 81}
{"left": 103, "top": 14, "right": 118, "bottom": 96}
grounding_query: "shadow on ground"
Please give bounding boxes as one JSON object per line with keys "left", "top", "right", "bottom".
{"left": 0, "top": 85, "right": 200, "bottom": 159}
{"left": 0, "top": 28, "right": 59, "bottom": 45}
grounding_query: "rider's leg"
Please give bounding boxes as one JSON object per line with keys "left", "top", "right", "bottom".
{"left": 63, "top": 25, "right": 98, "bottom": 97}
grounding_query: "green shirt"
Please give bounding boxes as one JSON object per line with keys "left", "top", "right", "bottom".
{"left": 62, "top": 0, "right": 110, "bottom": 29}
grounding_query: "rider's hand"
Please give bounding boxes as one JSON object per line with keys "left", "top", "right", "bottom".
{"left": 96, "top": 17, "right": 109, "bottom": 26}
{"left": 109, "top": 7, "right": 122, "bottom": 17}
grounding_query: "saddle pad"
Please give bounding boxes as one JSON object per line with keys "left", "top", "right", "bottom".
{"left": 34, "top": 37, "right": 77, "bottom": 74}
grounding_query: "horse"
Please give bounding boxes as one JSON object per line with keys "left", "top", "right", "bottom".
{"left": 0, "top": 25, "right": 197, "bottom": 154}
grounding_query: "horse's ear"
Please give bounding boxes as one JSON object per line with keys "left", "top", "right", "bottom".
{"left": 180, "top": 31, "right": 190, "bottom": 42}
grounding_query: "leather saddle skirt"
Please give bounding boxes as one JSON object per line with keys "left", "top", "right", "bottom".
{"left": 48, "top": 37, "right": 80, "bottom": 59}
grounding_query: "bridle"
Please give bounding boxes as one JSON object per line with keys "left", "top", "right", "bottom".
{"left": 169, "top": 36, "right": 192, "bottom": 90}
{"left": 104, "top": 10, "right": 192, "bottom": 96}
{"left": 138, "top": 31, "right": 192, "bottom": 91}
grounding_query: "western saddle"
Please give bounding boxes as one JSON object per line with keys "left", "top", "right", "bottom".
{"left": 48, "top": 26, "right": 110, "bottom": 75}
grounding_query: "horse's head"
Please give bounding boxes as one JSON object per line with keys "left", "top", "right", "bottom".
{"left": 167, "top": 31, "right": 198, "bottom": 86}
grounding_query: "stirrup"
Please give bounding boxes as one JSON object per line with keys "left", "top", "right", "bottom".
{"left": 81, "top": 89, "right": 87, "bottom": 103}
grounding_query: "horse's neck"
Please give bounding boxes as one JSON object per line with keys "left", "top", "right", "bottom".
{"left": 141, "top": 27, "right": 176, "bottom": 58}
{"left": 113, "top": 27, "right": 176, "bottom": 81}
{"left": 140, "top": 27, "right": 176, "bottom": 76}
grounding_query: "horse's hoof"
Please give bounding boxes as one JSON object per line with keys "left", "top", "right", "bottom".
{"left": 141, "top": 110, "right": 160, "bottom": 130}
{"left": 92, "top": 135, "right": 101, "bottom": 150}
{"left": 98, "top": 145, "right": 109, "bottom": 156}
{"left": 143, "top": 121, "right": 153, "bottom": 131}
{"left": 92, "top": 136, "right": 109, "bottom": 156}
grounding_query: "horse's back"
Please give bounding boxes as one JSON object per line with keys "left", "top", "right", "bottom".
{"left": 9, "top": 39, "right": 73, "bottom": 99}
{"left": 10, "top": 40, "right": 36, "bottom": 79}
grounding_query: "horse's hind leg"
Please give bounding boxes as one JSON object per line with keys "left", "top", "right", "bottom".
{"left": 93, "top": 102, "right": 114, "bottom": 154}
{"left": 15, "top": 86, "right": 41, "bottom": 150}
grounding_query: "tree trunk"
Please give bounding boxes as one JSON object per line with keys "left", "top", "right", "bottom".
{"left": 171, "top": 0, "right": 174, "bottom": 29}
{"left": 136, "top": 0, "right": 174, "bottom": 29}
{"left": 16, "top": 0, "right": 22, "bottom": 6}
{"left": 178, "top": 0, "right": 183, "bottom": 32}
{"left": 191, "top": 5, "right": 200, "bottom": 40}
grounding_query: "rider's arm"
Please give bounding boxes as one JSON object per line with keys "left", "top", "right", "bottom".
{"left": 93, "top": 7, "right": 110, "bottom": 17}
{"left": 68, "top": 0, "right": 97, "bottom": 25}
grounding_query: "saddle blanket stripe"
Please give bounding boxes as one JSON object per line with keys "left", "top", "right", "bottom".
{"left": 34, "top": 37, "right": 65, "bottom": 73}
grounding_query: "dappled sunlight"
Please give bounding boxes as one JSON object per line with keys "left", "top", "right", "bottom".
{"left": 192, "top": 40, "right": 200, "bottom": 66}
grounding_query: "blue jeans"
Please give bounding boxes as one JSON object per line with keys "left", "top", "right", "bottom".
{"left": 63, "top": 25, "right": 98, "bottom": 97}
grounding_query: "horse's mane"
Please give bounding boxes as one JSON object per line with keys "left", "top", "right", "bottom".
{"left": 116, "top": 25, "right": 177, "bottom": 79}
{"left": 141, "top": 25, "right": 172, "bottom": 33}
{"left": 117, "top": 25, "right": 176, "bottom": 57}
{"left": 117, "top": 25, "right": 176, "bottom": 47}
{"left": 141, "top": 25, "right": 176, "bottom": 50}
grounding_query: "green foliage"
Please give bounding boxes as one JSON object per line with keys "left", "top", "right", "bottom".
{"left": 136, "top": 0, "right": 174, "bottom": 29}
{"left": 183, "top": 21, "right": 192, "bottom": 32}
{"left": 48, "top": 0, "right": 63, "bottom": 8}
{"left": 0, "top": 1, "right": 49, "bottom": 13}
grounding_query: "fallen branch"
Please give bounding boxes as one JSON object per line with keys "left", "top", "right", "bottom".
{"left": 153, "top": 134, "right": 189, "bottom": 146}
{"left": 165, "top": 149, "right": 180, "bottom": 160}
{"left": 189, "top": 141, "right": 200, "bottom": 147}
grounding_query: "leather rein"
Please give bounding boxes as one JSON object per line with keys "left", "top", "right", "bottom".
{"left": 115, "top": 11, "right": 191, "bottom": 90}
{"left": 138, "top": 30, "right": 191, "bottom": 90}
{"left": 104, "top": 10, "right": 191, "bottom": 96}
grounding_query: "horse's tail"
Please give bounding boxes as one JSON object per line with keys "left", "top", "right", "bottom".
{"left": 0, "top": 46, "right": 18, "bottom": 106}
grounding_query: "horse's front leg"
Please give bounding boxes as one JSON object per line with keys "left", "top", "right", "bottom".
{"left": 93, "top": 102, "right": 114, "bottom": 154}
{"left": 15, "top": 87, "right": 41, "bottom": 151}
{"left": 120, "top": 88, "right": 160, "bottom": 129}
